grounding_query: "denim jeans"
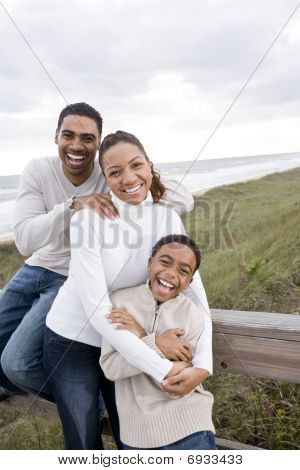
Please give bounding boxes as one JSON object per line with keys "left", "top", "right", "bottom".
{"left": 122, "top": 431, "right": 216, "bottom": 450}
{"left": 43, "top": 327, "right": 122, "bottom": 450}
{"left": 0, "top": 264, "right": 67, "bottom": 400}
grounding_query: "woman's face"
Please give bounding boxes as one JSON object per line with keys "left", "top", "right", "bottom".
{"left": 101, "top": 142, "right": 153, "bottom": 204}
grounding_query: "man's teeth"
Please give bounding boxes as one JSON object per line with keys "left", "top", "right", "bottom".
{"left": 67, "top": 154, "right": 85, "bottom": 161}
{"left": 124, "top": 184, "right": 142, "bottom": 193}
{"left": 158, "top": 278, "right": 175, "bottom": 289}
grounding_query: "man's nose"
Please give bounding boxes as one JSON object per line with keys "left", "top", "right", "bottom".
{"left": 69, "top": 137, "right": 84, "bottom": 151}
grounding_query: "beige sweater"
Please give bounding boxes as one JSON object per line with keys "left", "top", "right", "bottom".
{"left": 100, "top": 283, "right": 215, "bottom": 448}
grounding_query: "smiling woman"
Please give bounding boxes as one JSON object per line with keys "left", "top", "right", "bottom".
{"left": 99, "top": 130, "right": 166, "bottom": 203}
{"left": 43, "top": 129, "right": 212, "bottom": 451}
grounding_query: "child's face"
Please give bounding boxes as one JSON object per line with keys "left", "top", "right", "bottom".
{"left": 148, "top": 243, "right": 196, "bottom": 302}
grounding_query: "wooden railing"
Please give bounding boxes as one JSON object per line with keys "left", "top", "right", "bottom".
{"left": 2, "top": 309, "right": 300, "bottom": 450}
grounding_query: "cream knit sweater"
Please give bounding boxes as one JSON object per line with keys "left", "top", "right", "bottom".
{"left": 100, "top": 283, "right": 215, "bottom": 448}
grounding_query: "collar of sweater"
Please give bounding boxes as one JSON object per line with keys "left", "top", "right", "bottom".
{"left": 110, "top": 191, "right": 153, "bottom": 218}
{"left": 144, "top": 278, "right": 184, "bottom": 311}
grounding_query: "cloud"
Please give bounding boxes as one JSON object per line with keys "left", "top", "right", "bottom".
{"left": 0, "top": 0, "right": 299, "bottom": 173}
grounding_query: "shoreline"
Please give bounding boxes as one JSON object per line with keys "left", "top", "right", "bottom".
{"left": 0, "top": 169, "right": 296, "bottom": 246}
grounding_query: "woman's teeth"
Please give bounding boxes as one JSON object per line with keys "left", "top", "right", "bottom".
{"left": 123, "top": 184, "right": 142, "bottom": 193}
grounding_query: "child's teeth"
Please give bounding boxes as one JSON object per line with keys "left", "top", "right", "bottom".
{"left": 159, "top": 278, "right": 174, "bottom": 288}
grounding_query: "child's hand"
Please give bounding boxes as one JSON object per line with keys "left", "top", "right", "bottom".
{"left": 164, "top": 360, "right": 192, "bottom": 380}
{"left": 155, "top": 329, "right": 193, "bottom": 362}
{"left": 106, "top": 309, "right": 147, "bottom": 338}
{"left": 162, "top": 367, "right": 209, "bottom": 396}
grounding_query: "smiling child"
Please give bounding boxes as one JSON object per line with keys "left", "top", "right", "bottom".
{"left": 100, "top": 234, "right": 215, "bottom": 450}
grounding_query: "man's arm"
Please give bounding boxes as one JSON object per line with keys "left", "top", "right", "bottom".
{"left": 14, "top": 160, "right": 74, "bottom": 255}
{"left": 160, "top": 178, "right": 194, "bottom": 214}
{"left": 14, "top": 160, "right": 117, "bottom": 256}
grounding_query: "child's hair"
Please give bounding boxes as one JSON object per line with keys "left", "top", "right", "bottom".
{"left": 151, "top": 234, "right": 201, "bottom": 273}
{"left": 98, "top": 130, "right": 166, "bottom": 203}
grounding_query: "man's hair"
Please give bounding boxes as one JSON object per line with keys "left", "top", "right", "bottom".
{"left": 99, "top": 130, "right": 166, "bottom": 203}
{"left": 57, "top": 102, "right": 103, "bottom": 136}
{"left": 151, "top": 234, "right": 201, "bottom": 273}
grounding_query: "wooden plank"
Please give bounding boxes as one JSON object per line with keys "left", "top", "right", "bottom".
{"left": 215, "top": 437, "right": 262, "bottom": 450}
{"left": 211, "top": 309, "right": 300, "bottom": 341}
{"left": 213, "top": 333, "right": 300, "bottom": 382}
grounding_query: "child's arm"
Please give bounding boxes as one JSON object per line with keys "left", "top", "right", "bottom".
{"left": 100, "top": 337, "right": 188, "bottom": 381}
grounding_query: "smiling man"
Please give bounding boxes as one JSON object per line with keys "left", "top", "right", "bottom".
{"left": 0, "top": 102, "right": 195, "bottom": 448}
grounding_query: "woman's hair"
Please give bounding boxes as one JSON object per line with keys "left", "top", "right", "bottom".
{"left": 98, "top": 130, "right": 165, "bottom": 203}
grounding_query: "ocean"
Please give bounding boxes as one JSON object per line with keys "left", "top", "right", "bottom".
{"left": 1, "top": 152, "right": 300, "bottom": 239}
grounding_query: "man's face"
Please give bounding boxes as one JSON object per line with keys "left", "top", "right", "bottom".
{"left": 148, "top": 243, "right": 196, "bottom": 302}
{"left": 55, "top": 114, "right": 100, "bottom": 186}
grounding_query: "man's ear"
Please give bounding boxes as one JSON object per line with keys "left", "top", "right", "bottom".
{"left": 54, "top": 128, "right": 59, "bottom": 145}
{"left": 147, "top": 257, "right": 152, "bottom": 272}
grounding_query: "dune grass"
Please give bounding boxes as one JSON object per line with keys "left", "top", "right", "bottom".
{"left": 0, "top": 168, "right": 299, "bottom": 449}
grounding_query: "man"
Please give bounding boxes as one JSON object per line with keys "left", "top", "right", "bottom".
{"left": 0, "top": 102, "right": 196, "bottom": 403}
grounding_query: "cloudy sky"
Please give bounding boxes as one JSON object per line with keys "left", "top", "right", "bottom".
{"left": 0, "top": 0, "right": 300, "bottom": 175}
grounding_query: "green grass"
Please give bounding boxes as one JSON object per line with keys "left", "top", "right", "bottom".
{"left": 0, "top": 168, "right": 299, "bottom": 449}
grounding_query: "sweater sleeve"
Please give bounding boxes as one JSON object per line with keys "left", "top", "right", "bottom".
{"left": 160, "top": 178, "right": 194, "bottom": 214}
{"left": 167, "top": 209, "right": 213, "bottom": 375}
{"left": 100, "top": 333, "right": 164, "bottom": 380}
{"left": 69, "top": 209, "right": 173, "bottom": 383}
{"left": 13, "top": 160, "right": 72, "bottom": 256}
{"left": 183, "top": 273, "right": 212, "bottom": 375}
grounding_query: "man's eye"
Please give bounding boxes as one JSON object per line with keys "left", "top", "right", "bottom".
{"left": 63, "top": 133, "right": 73, "bottom": 139}
{"left": 83, "top": 137, "right": 94, "bottom": 143}
{"left": 181, "top": 269, "right": 189, "bottom": 275}
{"left": 161, "top": 259, "right": 169, "bottom": 265}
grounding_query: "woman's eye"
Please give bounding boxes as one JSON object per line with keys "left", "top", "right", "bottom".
{"left": 133, "top": 163, "right": 142, "bottom": 168}
{"left": 109, "top": 171, "right": 119, "bottom": 177}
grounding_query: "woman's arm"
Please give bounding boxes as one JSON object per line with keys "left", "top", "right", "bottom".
{"left": 69, "top": 209, "right": 174, "bottom": 383}
{"left": 165, "top": 208, "right": 213, "bottom": 375}
{"left": 160, "top": 179, "right": 194, "bottom": 214}
{"left": 100, "top": 332, "right": 166, "bottom": 380}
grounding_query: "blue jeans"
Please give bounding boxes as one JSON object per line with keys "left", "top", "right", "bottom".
{"left": 43, "top": 327, "right": 122, "bottom": 450}
{"left": 0, "top": 264, "right": 67, "bottom": 399}
{"left": 122, "top": 431, "right": 216, "bottom": 450}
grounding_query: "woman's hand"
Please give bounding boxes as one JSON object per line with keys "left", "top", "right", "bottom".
{"left": 107, "top": 309, "right": 147, "bottom": 338}
{"left": 155, "top": 329, "right": 193, "bottom": 362}
{"left": 162, "top": 367, "right": 209, "bottom": 397}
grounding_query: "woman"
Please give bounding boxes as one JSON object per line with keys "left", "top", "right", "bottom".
{"left": 43, "top": 131, "right": 212, "bottom": 450}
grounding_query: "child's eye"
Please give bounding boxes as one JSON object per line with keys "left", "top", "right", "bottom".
{"left": 160, "top": 259, "right": 169, "bottom": 266}
{"left": 181, "top": 269, "right": 189, "bottom": 275}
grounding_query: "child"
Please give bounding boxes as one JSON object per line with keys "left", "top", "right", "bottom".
{"left": 100, "top": 234, "right": 215, "bottom": 450}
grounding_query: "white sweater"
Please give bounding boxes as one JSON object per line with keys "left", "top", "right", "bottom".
{"left": 46, "top": 193, "right": 212, "bottom": 382}
{"left": 13, "top": 156, "right": 194, "bottom": 275}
